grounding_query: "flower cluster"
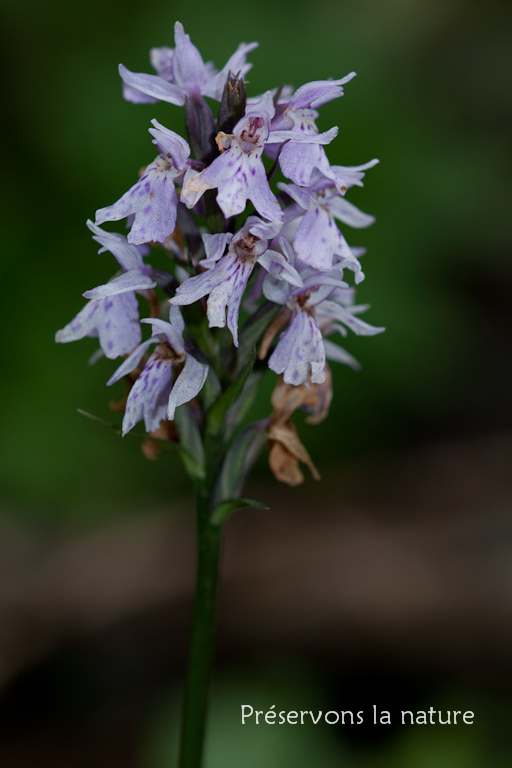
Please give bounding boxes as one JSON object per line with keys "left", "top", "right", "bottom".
{"left": 56, "top": 22, "right": 383, "bottom": 485}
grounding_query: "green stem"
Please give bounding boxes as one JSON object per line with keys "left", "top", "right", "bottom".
{"left": 178, "top": 471, "right": 223, "bottom": 768}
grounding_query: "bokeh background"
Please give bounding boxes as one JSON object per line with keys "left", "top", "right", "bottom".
{"left": 1, "top": 0, "right": 512, "bottom": 765}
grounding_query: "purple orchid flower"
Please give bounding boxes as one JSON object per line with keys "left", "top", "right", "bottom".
{"left": 95, "top": 121, "right": 192, "bottom": 245}
{"left": 55, "top": 293, "right": 141, "bottom": 361}
{"left": 264, "top": 264, "right": 384, "bottom": 385}
{"left": 107, "top": 306, "right": 208, "bottom": 435}
{"left": 121, "top": 46, "right": 175, "bottom": 104}
{"left": 278, "top": 165, "right": 377, "bottom": 278}
{"left": 83, "top": 221, "right": 172, "bottom": 300}
{"left": 267, "top": 74, "right": 356, "bottom": 186}
{"left": 56, "top": 221, "right": 172, "bottom": 359}
{"left": 119, "top": 22, "right": 258, "bottom": 106}
{"left": 182, "top": 92, "right": 338, "bottom": 221}
{"left": 170, "top": 216, "right": 303, "bottom": 346}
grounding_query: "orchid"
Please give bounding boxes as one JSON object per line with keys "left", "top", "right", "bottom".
{"left": 170, "top": 216, "right": 302, "bottom": 345}
{"left": 107, "top": 307, "right": 208, "bottom": 434}
{"left": 119, "top": 21, "right": 258, "bottom": 106}
{"left": 182, "top": 91, "right": 339, "bottom": 220}
{"left": 95, "top": 121, "right": 193, "bottom": 245}
{"left": 56, "top": 24, "right": 382, "bottom": 768}
{"left": 267, "top": 74, "right": 356, "bottom": 186}
{"left": 278, "top": 167, "right": 376, "bottom": 276}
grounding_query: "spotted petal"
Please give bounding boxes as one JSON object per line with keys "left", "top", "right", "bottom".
{"left": 96, "top": 156, "right": 181, "bottom": 245}
{"left": 268, "top": 308, "right": 325, "bottom": 385}
{"left": 167, "top": 353, "right": 209, "bottom": 420}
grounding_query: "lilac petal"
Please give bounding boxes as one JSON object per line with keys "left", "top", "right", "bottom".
{"left": 288, "top": 74, "right": 356, "bottom": 109}
{"left": 229, "top": 156, "right": 281, "bottom": 221}
{"left": 122, "top": 347, "right": 175, "bottom": 435}
{"left": 169, "top": 305, "right": 185, "bottom": 336}
{"left": 331, "top": 158, "right": 379, "bottom": 189}
{"left": 213, "top": 151, "right": 280, "bottom": 220}
{"left": 246, "top": 90, "right": 275, "bottom": 121}
{"left": 200, "top": 232, "right": 233, "bottom": 268}
{"left": 203, "top": 41, "right": 259, "bottom": 101}
{"left": 55, "top": 302, "right": 100, "bottom": 344}
{"left": 56, "top": 294, "right": 141, "bottom": 360}
{"left": 148, "top": 119, "right": 190, "bottom": 168}
{"left": 278, "top": 142, "right": 334, "bottom": 187}
{"left": 173, "top": 250, "right": 256, "bottom": 345}
{"left": 171, "top": 267, "right": 222, "bottom": 307}
{"left": 268, "top": 308, "right": 325, "bottom": 385}
{"left": 262, "top": 273, "right": 290, "bottom": 305}
{"left": 292, "top": 204, "right": 364, "bottom": 280}
{"left": 277, "top": 182, "right": 316, "bottom": 211}
{"left": 167, "top": 353, "right": 208, "bottom": 420}
{"left": 97, "top": 293, "right": 141, "bottom": 359}
{"left": 327, "top": 196, "right": 376, "bottom": 228}
{"left": 319, "top": 301, "right": 385, "bottom": 335}
{"left": 293, "top": 206, "right": 339, "bottom": 271}
{"left": 334, "top": 233, "right": 365, "bottom": 284}
{"left": 207, "top": 257, "right": 255, "bottom": 345}
{"left": 266, "top": 126, "right": 338, "bottom": 145}
{"left": 278, "top": 236, "right": 295, "bottom": 262}
{"left": 83, "top": 271, "right": 157, "bottom": 300}
{"left": 181, "top": 149, "right": 237, "bottom": 209}
{"left": 96, "top": 156, "right": 180, "bottom": 245}
{"left": 184, "top": 147, "right": 281, "bottom": 221}
{"left": 118, "top": 64, "right": 185, "bottom": 105}
{"left": 258, "top": 250, "right": 303, "bottom": 287}
{"left": 149, "top": 46, "right": 174, "bottom": 79}
{"left": 122, "top": 82, "right": 158, "bottom": 105}
{"left": 304, "top": 274, "right": 348, "bottom": 302}
{"left": 107, "top": 337, "right": 155, "bottom": 386}
{"left": 141, "top": 317, "right": 185, "bottom": 356}
{"left": 86, "top": 220, "right": 143, "bottom": 272}
{"left": 172, "top": 22, "right": 206, "bottom": 93}
{"left": 246, "top": 215, "right": 282, "bottom": 242}
{"left": 323, "top": 338, "right": 360, "bottom": 369}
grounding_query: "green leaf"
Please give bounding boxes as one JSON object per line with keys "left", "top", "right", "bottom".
{"left": 211, "top": 496, "right": 268, "bottom": 527}
{"left": 174, "top": 404, "right": 205, "bottom": 479}
{"left": 207, "top": 345, "right": 255, "bottom": 437}
{"left": 224, "top": 370, "right": 262, "bottom": 435}
{"left": 216, "top": 420, "right": 267, "bottom": 501}
{"left": 201, "top": 367, "right": 222, "bottom": 412}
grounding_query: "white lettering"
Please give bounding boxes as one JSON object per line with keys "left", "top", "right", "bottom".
{"left": 241, "top": 705, "right": 253, "bottom": 724}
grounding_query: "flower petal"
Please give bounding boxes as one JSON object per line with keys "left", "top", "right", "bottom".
{"left": 122, "top": 347, "right": 174, "bottom": 434}
{"left": 83, "top": 271, "right": 157, "bottom": 300}
{"left": 118, "top": 64, "right": 185, "bottom": 105}
{"left": 167, "top": 353, "right": 208, "bottom": 420}
{"left": 268, "top": 308, "right": 325, "bottom": 385}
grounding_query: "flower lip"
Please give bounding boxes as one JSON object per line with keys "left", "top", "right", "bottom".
{"left": 295, "top": 290, "right": 312, "bottom": 308}
{"left": 155, "top": 340, "right": 185, "bottom": 364}
{"left": 238, "top": 115, "right": 268, "bottom": 153}
{"left": 233, "top": 232, "right": 266, "bottom": 261}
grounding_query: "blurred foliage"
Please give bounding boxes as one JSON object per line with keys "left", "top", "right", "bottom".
{"left": 1, "top": 0, "right": 511, "bottom": 521}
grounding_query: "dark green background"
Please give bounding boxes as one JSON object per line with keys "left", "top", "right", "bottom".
{"left": 1, "top": 0, "right": 511, "bottom": 765}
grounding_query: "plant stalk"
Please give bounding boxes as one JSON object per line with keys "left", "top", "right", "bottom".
{"left": 178, "top": 476, "right": 223, "bottom": 768}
